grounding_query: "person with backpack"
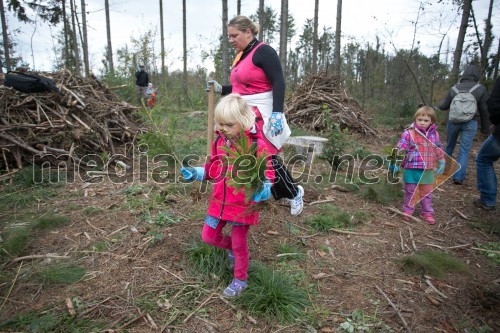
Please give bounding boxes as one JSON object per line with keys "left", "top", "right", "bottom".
{"left": 135, "top": 65, "right": 149, "bottom": 105}
{"left": 474, "top": 77, "right": 500, "bottom": 211}
{"left": 437, "top": 64, "right": 490, "bottom": 185}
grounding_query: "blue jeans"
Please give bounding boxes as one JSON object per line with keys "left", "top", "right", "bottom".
{"left": 476, "top": 135, "right": 500, "bottom": 206}
{"left": 445, "top": 120, "right": 478, "bottom": 181}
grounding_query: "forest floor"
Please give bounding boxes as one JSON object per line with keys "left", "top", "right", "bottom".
{"left": 0, "top": 127, "right": 499, "bottom": 333}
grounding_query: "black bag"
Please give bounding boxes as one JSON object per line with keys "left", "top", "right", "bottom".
{"left": 4, "top": 71, "right": 61, "bottom": 94}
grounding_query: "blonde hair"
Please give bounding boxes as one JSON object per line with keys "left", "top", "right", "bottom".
{"left": 228, "top": 15, "right": 260, "bottom": 36}
{"left": 414, "top": 106, "right": 437, "bottom": 123}
{"left": 215, "top": 94, "right": 255, "bottom": 131}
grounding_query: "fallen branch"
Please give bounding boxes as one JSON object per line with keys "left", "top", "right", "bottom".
{"left": 0, "top": 262, "right": 22, "bottom": 312}
{"left": 183, "top": 292, "right": 216, "bottom": 323}
{"left": 329, "top": 228, "right": 380, "bottom": 236}
{"left": 424, "top": 278, "right": 448, "bottom": 299}
{"left": 471, "top": 247, "right": 500, "bottom": 255}
{"left": 158, "top": 265, "right": 184, "bottom": 282}
{"left": 12, "top": 254, "right": 70, "bottom": 263}
{"left": 408, "top": 227, "right": 417, "bottom": 251}
{"left": 375, "top": 284, "right": 411, "bottom": 332}
{"left": 309, "top": 199, "right": 335, "bottom": 205}
{"left": 453, "top": 208, "right": 467, "bottom": 219}
{"left": 218, "top": 295, "right": 257, "bottom": 325}
{"left": 387, "top": 206, "right": 422, "bottom": 223}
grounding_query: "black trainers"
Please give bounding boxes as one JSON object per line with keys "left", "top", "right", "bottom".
{"left": 453, "top": 179, "right": 463, "bottom": 185}
{"left": 473, "top": 198, "right": 496, "bottom": 211}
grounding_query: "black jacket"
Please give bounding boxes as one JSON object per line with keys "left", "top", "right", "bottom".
{"left": 486, "top": 78, "right": 500, "bottom": 140}
{"left": 135, "top": 70, "right": 149, "bottom": 87}
{"left": 438, "top": 65, "right": 490, "bottom": 133}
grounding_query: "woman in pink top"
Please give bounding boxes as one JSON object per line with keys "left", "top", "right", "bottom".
{"left": 207, "top": 15, "right": 304, "bottom": 216}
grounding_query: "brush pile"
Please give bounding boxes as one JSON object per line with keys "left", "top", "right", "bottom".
{"left": 286, "top": 73, "right": 378, "bottom": 136}
{"left": 0, "top": 70, "right": 143, "bottom": 172}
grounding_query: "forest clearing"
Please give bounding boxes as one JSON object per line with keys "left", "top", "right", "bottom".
{"left": 0, "top": 71, "right": 498, "bottom": 333}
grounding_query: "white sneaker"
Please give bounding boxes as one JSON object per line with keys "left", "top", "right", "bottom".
{"left": 289, "top": 185, "right": 304, "bottom": 216}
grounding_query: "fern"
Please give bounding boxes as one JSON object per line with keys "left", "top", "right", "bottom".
{"left": 220, "top": 131, "right": 270, "bottom": 202}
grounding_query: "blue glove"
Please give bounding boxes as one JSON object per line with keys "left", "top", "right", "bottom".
{"left": 251, "top": 181, "right": 272, "bottom": 202}
{"left": 268, "top": 112, "right": 284, "bottom": 136}
{"left": 435, "top": 160, "right": 445, "bottom": 174}
{"left": 388, "top": 162, "right": 399, "bottom": 174}
{"left": 181, "top": 166, "right": 205, "bottom": 182}
{"left": 205, "top": 80, "right": 222, "bottom": 94}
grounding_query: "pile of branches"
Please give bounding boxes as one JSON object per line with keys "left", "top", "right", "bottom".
{"left": 286, "top": 73, "right": 378, "bottom": 136}
{"left": 0, "top": 70, "right": 144, "bottom": 172}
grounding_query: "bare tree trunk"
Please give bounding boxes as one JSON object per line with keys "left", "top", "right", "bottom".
{"left": 494, "top": 37, "right": 500, "bottom": 79}
{"left": 222, "top": 0, "right": 229, "bottom": 84}
{"left": 62, "top": 0, "right": 69, "bottom": 69}
{"left": 182, "top": 0, "right": 187, "bottom": 93}
{"left": 334, "top": 0, "right": 342, "bottom": 75}
{"left": 481, "top": 0, "right": 494, "bottom": 78}
{"left": 80, "top": 0, "right": 89, "bottom": 76}
{"left": 159, "top": 0, "right": 165, "bottom": 75}
{"left": 312, "top": 0, "right": 318, "bottom": 74}
{"left": 258, "top": 0, "right": 264, "bottom": 41}
{"left": 70, "top": 0, "right": 80, "bottom": 75}
{"left": 451, "top": 0, "right": 471, "bottom": 84}
{"left": 105, "top": 0, "right": 114, "bottom": 73}
{"left": 0, "top": 0, "right": 11, "bottom": 72}
{"left": 236, "top": 0, "right": 241, "bottom": 15}
{"left": 279, "top": 0, "right": 288, "bottom": 74}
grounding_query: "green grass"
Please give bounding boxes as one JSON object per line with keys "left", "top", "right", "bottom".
{"left": 0, "top": 227, "right": 32, "bottom": 258}
{"left": 0, "top": 309, "right": 105, "bottom": 332}
{"left": 36, "top": 264, "right": 87, "bottom": 285}
{"left": 276, "top": 241, "right": 304, "bottom": 261}
{"left": 397, "top": 250, "right": 468, "bottom": 278}
{"left": 235, "top": 261, "right": 310, "bottom": 324}
{"left": 360, "top": 178, "right": 403, "bottom": 205}
{"left": 305, "top": 204, "right": 364, "bottom": 232}
{"left": 33, "top": 213, "right": 71, "bottom": 230}
{"left": 185, "top": 238, "right": 232, "bottom": 283}
{"left": 474, "top": 242, "right": 500, "bottom": 265}
{"left": 83, "top": 206, "right": 103, "bottom": 216}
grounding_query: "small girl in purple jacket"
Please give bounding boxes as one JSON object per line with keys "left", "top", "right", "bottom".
{"left": 396, "top": 106, "right": 445, "bottom": 224}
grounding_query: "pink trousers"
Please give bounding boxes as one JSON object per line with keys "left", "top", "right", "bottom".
{"left": 403, "top": 183, "right": 434, "bottom": 215}
{"left": 201, "top": 221, "right": 250, "bottom": 281}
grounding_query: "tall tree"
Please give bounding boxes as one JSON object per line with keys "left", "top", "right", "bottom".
{"left": 0, "top": 0, "right": 11, "bottom": 71}
{"left": 312, "top": 0, "right": 318, "bottom": 74}
{"left": 258, "top": 0, "right": 264, "bottom": 41}
{"left": 222, "top": 0, "right": 229, "bottom": 84}
{"left": 70, "top": 0, "right": 80, "bottom": 74}
{"left": 62, "top": 0, "right": 69, "bottom": 68}
{"left": 80, "top": 0, "right": 89, "bottom": 76}
{"left": 105, "top": 0, "right": 113, "bottom": 73}
{"left": 334, "top": 0, "right": 342, "bottom": 74}
{"left": 279, "top": 0, "right": 288, "bottom": 73}
{"left": 451, "top": 0, "right": 471, "bottom": 84}
{"left": 159, "top": 0, "right": 165, "bottom": 74}
{"left": 182, "top": 0, "right": 187, "bottom": 93}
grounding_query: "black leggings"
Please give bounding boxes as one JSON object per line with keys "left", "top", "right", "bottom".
{"left": 270, "top": 155, "right": 299, "bottom": 200}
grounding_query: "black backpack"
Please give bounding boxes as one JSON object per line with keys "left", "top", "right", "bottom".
{"left": 4, "top": 71, "right": 61, "bottom": 94}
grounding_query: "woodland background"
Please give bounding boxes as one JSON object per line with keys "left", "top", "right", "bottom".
{"left": 1, "top": 0, "right": 499, "bottom": 118}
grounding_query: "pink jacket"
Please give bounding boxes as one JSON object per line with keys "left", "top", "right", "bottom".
{"left": 397, "top": 123, "right": 445, "bottom": 170}
{"left": 204, "top": 129, "right": 274, "bottom": 225}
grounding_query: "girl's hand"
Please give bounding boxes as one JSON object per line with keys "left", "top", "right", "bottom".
{"left": 435, "top": 160, "right": 445, "bottom": 175}
{"left": 180, "top": 167, "right": 205, "bottom": 182}
{"left": 251, "top": 181, "right": 272, "bottom": 202}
